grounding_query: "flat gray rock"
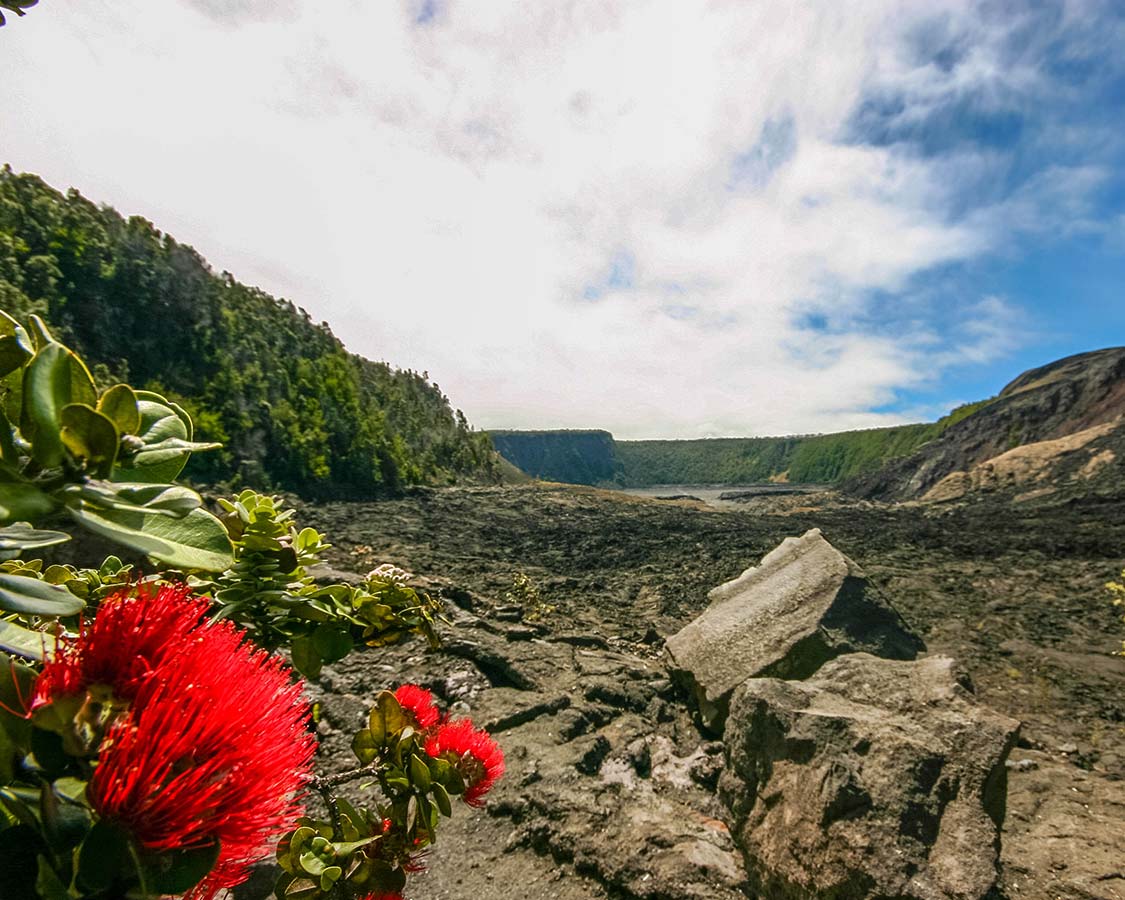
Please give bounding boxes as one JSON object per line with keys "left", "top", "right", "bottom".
{"left": 720, "top": 653, "right": 1020, "bottom": 900}
{"left": 665, "top": 528, "right": 923, "bottom": 730}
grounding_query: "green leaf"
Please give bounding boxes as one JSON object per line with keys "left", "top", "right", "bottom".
{"left": 135, "top": 390, "right": 193, "bottom": 438}
{"left": 427, "top": 755, "right": 453, "bottom": 783}
{"left": 0, "top": 311, "right": 33, "bottom": 378}
{"left": 96, "top": 384, "right": 140, "bottom": 435}
{"left": 60, "top": 403, "right": 119, "bottom": 476}
{"left": 130, "top": 436, "right": 222, "bottom": 468}
{"left": 98, "top": 555, "right": 125, "bottom": 577}
{"left": 279, "top": 875, "right": 321, "bottom": 899}
{"left": 410, "top": 754, "right": 432, "bottom": 791}
{"left": 328, "top": 836, "right": 379, "bottom": 856}
{"left": 0, "top": 333, "right": 32, "bottom": 381}
{"left": 0, "top": 785, "right": 41, "bottom": 830}
{"left": 298, "top": 849, "right": 329, "bottom": 877}
{"left": 311, "top": 623, "right": 352, "bottom": 665}
{"left": 0, "top": 652, "right": 33, "bottom": 780}
{"left": 0, "top": 619, "right": 48, "bottom": 660}
{"left": 26, "top": 315, "right": 54, "bottom": 351}
{"left": 36, "top": 856, "right": 71, "bottom": 900}
{"left": 19, "top": 338, "right": 97, "bottom": 467}
{"left": 0, "top": 572, "right": 84, "bottom": 616}
{"left": 66, "top": 504, "right": 234, "bottom": 571}
{"left": 69, "top": 480, "right": 202, "bottom": 517}
{"left": 0, "top": 483, "right": 58, "bottom": 524}
{"left": 0, "top": 523, "right": 70, "bottom": 551}
{"left": 121, "top": 483, "right": 203, "bottom": 516}
{"left": 21, "top": 343, "right": 70, "bottom": 467}
{"left": 442, "top": 765, "right": 466, "bottom": 797}
{"left": 319, "top": 865, "right": 342, "bottom": 891}
{"left": 290, "top": 635, "right": 322, "bottom": 680}
{"left": 431, "top": 781, "right": 453, "bottom": 817}
{"left": 335, "top": 797, "right": 363, "bottom": 834}
{"left": 51, "top": 776, "right": 88, "bottom": 803}
{"left": 277, "top": 825, "right": 317, "bottom": 874}
{"left": 40, "top": 779, "right": 91, "bottom": 850}
{"left": 295, "top": 527, "right": 324, "bottom": 551}
{"left": 142, "top": 840, "right": 220, "bottom": 894}
{"left": 351, "top": 728, "right": 377, "bottom": 765}
{"left": 77, "top": 820, "right": 129, "bottom": 892}
{"left": 67, "top": 351, "right": 97, "bottom": 408}
{"left": 368, "top": 690, "right": 407, "bottom": 749}
{"left": 1, "top": 366, "right": 22, "bottom": 426}
{"left": 0, "top": 405, "right": 18, "bottom": 465}
{"left": 109, "top": 391, "right": 198, "bottom": 483}
{"left": 287, "top": 826, "right": 318, "bottom": 856}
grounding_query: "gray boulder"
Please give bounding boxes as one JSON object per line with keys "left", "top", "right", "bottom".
{"left": 665, "top": 529, "right": 923, "bottom": 731}
{"left": 720, "top": 653, "right": 1020, "bottom": 900}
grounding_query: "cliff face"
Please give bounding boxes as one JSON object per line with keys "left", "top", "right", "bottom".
{"left": 494, "top": 348, "right": 1125, "bottom": 499}
{"left": 488, "top": 430, "right": 623, "bottom": 485}
{"left": 847, "top": 347, "right": 1125, "bottom": 501}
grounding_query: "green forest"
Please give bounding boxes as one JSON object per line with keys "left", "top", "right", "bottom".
{"left": 489, "top": 430, "right": 622, "bottom": 484}
{"left": 488, "top": 401, "right": 991, "bottom": 486}
{"left": 0, "top": 166, "right": 498, "bottom": 496}
{"left": 616, "top": 400, "right": 991, "bottom": 485}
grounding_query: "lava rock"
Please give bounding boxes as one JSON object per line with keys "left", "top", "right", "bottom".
{"left": 720, "top": 653, "right": 1020, "bottom": 900}
{"left": 665, "top": 529, "right": 924, "bottom": 731}
{"left": 575, "top": 735, "right": 612, "bottom": 775}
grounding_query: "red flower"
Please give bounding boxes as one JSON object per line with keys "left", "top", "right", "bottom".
{"left": 394, "top": 683, "right": 440, "bottom": 730}
{"left": 424, "top": 719, "right": 504, "bottom": 807}
{"left": 357, "top": 893, "right": 403, "bottom": 900}
{"left": 32, "top": 586, "right": 315, "bottom": 900}
{"left": 31, "top": 583, "right": 207, "bottom": 712}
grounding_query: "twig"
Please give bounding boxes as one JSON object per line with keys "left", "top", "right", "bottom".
{"left": 311, "top": 763, "right": 379, "bottom": 792}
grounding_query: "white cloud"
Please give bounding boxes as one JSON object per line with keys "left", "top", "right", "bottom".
{"left": 0, "top": 0, "right": 1113, "bottom": 438}
{"left": 944, "top": 296, "right": 1036, "bottom": 367}
{"left": 182, "top": 0, "right": 300, "bottom": 25}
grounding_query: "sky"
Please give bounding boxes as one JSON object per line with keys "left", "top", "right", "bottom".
{"left": 3, "top": 0, "right": 1125, "bottom": 439}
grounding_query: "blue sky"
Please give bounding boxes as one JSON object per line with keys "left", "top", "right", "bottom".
{"left": 3, "top": 1, "right": 1125, "bottom": 438}
{"left": 836, "top": 2, "right": 1125, "bottom": 418}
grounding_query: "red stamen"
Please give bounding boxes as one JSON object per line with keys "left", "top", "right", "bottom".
{"left": 0, "top": 657, "right": 32, "bottom": 718}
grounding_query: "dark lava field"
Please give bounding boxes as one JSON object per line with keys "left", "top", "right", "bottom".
{"left": 294, "top": 484, "right": 1125, "bottom": 900}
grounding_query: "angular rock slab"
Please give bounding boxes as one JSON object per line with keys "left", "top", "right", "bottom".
{"left": 720, "top": 654, "right": 1020, "bottom": 900}
{"left": 665, "top": 528, "right": 923, "bottom": 731}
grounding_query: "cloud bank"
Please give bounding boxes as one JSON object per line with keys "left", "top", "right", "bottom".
{"left": 4, "top": 0, "right": 1123, "bottom": 437}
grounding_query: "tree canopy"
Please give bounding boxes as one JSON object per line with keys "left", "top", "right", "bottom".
{"left": 0, "top": 166, "right": 499, "bottom": 495}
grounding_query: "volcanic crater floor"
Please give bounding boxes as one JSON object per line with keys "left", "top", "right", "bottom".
{"left": 292, "top": 484, "right": 1125, "bottom": 900}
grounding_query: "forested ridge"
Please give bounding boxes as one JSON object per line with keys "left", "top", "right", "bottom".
{"left": 616, "top": 400, "right": 990, "bottom": 485}
{"left": 490, "top": 402, "right": 992, "bottom": 486}
{"left": 489, "top": 430, "right": 622, "bottom": 484}
{"left": 0, "top": 166, "right": 498, "bottom": 495}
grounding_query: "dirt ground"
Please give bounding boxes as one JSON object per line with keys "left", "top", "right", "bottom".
{"left": 294, "top": 484, "right": 1125, "bottom": 900}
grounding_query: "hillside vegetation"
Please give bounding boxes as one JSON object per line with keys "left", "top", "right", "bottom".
{"left": 490, "top": 402, "right": 991, "bottom": 486}
{"left": 847, "top": 346, "right": 1125, "bottom": 500}
{"left": 0, "top": 166, "right": 497, "bottom": 495}
{"left": 617, "top": 401, "right": 990, "bottom": 486}
{"left": 489, "top": 430, "right": 622, "bottom": 484}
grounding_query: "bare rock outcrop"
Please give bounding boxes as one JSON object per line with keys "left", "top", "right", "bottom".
{"left": 665, "top": 528, "right": 924, "bottom": 731}
{"left": 847, "top": 346, "right": 1125, "bottom": 501}
{"left": 720, "top": 654, "right": 1020, "bottom": 900}
{"left": 920, "top": 420, "right": 1120, "bottom": 503}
